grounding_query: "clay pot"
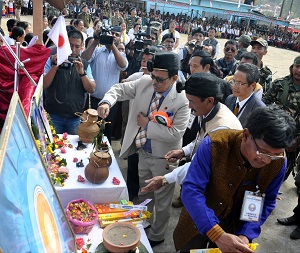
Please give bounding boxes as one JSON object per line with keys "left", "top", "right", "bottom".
{"left": 77, "top": 109, "right": 100, "bottom": 143}
{"left": 84, "top": 151, "right": 112, "bottom": 184}
{"left": 102, "top": 222, "right": 141, "bottom": 253}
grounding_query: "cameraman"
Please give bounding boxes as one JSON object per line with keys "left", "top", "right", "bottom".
{"left": 81, "top": 25, "right": 128, "bottom": 143}
{"left": 179, "top": 28, "right": 205, "bottom": 78}
{"left": 43, "top": 30, "right": 96, "bottom": 134}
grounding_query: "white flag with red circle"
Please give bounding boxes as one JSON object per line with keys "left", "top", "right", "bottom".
{"left": 47, "top": 16, "right": 72, "bottom": 66}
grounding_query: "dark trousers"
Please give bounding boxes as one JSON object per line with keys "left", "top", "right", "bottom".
{"left": 127, "top": 153, "right": 139, "bottom": 201}
{"left": 85, "top": 96, "right": 118, "bottom": 144}
{"left": 293, "top": 195, "right": 300, "bottom": 222}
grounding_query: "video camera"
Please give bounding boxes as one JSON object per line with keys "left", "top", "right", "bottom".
{"left": 94, "top": 26, "right": 114, "bottom": 45}
{"left": 133, "top": 23, "right": 152, "bottom": 51}
{"left": 188, "top": 41, "right": 203, "bottom": 51}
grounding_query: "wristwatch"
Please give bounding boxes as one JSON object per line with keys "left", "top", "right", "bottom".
{"left": 162, "top": 176, "right": 168, "bottom": 186}
{"left": 79, "top": 72, "right": 87, "bottom": 77}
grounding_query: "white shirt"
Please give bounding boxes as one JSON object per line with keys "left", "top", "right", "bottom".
{"left": 236, "top": 92, "right": 254, "bottom": 119}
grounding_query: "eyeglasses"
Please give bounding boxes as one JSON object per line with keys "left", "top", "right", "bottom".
{"left": 251, "top": 137, "right": 285, "bottom": 161}
{"left": 225, "top": 47, "right": 236, "bottom": 52}
{"left": 150, "top": 73, "right": 169, "bottom": 83}
{"left": 231, "top": 79, "right": 248, "bottom": 87}
{"left": 111, "top": 32, "right": 120, "bottom": 37}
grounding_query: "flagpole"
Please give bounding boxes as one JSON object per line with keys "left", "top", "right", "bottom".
{"left": 279, "top": 0, "right": 286, "bottom": 18}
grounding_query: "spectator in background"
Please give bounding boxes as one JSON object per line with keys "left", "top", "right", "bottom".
{"left": 203, "top": 27, "right": 221, "bottom": 59}
{"left": 111, "top": 7, "right": 124, "bottom": 26}
{"left": 215, "top": 39, "right": 238, "bottom": 78}
{"left": 86, "top": 19, "right": 101, "bottom": 38}
{"left": 77, "top": 5, "right": 91, "bottom": 29}
{"left": 235, "top": 34, "right": 251, "bottom": 61}
{"left": 10, "top": 26, "right": 25, "bottom": 46}
{"left": 5, "top": 18, "right": 18, "bottom": 45}
{"left": 161, "top": 20, "right": 180, "bottom": 50}
{"left": 17, "top": 21, "right": 32, "bottom": 34}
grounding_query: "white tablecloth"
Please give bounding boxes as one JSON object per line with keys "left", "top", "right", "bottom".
{"left": 55, "top": 135, "right": 129, "bottom": 207}
{"left": 76, "top": 223, "right": 153, "bottom": 253}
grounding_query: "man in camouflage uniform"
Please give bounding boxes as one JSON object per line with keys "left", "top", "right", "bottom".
{"left": 251, "top": 38, "right": 272, "bottom": 92}
{"left": 235, "top": 34, "right": 251, "bottom": 61}
{"left": 126, "top": 7, "right": 138, "bottom": 32}
{"left": 77, "top": 5, "right": 91, "bottom": 29}
{"left": 267, "top": 56, "right": 300, "bottom": 240}
{"left": 111, "top": 7, "right": 124, "bottom": 26}
{"left": 263, "top": 55, "right": 300, "bottom": 189}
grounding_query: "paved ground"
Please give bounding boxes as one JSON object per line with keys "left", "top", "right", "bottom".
{"left": 112, "top": 140, "right": 300, "bottom": 253}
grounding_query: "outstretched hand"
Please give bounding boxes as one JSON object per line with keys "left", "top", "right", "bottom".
{"left": 141, "top": 176, "right": 164, "bottom": 192}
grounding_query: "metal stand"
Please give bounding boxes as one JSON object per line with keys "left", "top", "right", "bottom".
{"left": 0, "top": 33, "right": 37, "bottom": 91}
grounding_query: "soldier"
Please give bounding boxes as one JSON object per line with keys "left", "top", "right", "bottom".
{"left": 111, "top": 7, "right": 124, "bottom": 26}
{"left": 250, "top": 38, "right": 272, "bottom": 92}
{"left": 126, "top": 7, "right": 138, "bottom": 32}
{"left": 263, "top": 55, "right": 300, "bottom": 191}
{"left": 235, "top": 34, "right": 251, "bottom": 61}
{"left": 77, "top": 5, "right": 91, "bottom": 29}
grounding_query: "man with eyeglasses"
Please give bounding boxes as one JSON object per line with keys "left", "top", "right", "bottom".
{"left": 97, "top": 51, "right": 189, "bottom": 247}
{"left": 225, "top": 52, "right": 264, "bottom": 100}
{"left": 215, "top": 39, "right": 238, "bottom": 78}
{"left": 81, "top": 25, "right": 128, "bottom": 143}
{"left": 225, "top": 63, "right": 265, "bottom": 127}
{"left": 173, "top": 105, "right": 296, "bottom": 253}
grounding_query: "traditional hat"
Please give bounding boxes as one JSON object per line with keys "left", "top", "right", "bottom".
{"left": 294, "top": 56, "right": 300, "bottom": 64}
{"left": 192, "top": 27, "right": 205, "bottom": 36}
{"left": 162, "top": 33, "right": 175, "bottom": 42}
{"left": 111, "top": 26, "right": 121, "bottom": 33}
{"left": 147, "top": 51, "right": 180, "bottom": 73}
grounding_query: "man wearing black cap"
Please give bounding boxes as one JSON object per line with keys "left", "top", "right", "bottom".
{"left": 97, "top": 51, "right": 190, "bottom": 247}
{"left": 81, "top": 25, "right": 128, "bottom": 143}
{"left": 111, "top": 8, "right": 124, "bottom": 26}
{"left": 77, "top": 5, "right": 91, "bottom": 29}
{"left": 141, "top": 72, "right": 242, "bottom": 195}
{"left": 126, "top": 7, "right": 138, "bottom": 32}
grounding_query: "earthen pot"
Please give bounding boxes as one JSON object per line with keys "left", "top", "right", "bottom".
{"left": 77, "top": 109, "right": 100, "bottom": 143}
{"left": 102, "top": 222, "right": 141, "bottom": 253}
{"left": 84, "top": 151, "right": 112, "bottom": 184}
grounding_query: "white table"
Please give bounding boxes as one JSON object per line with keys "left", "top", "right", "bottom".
{"left": 76, "top": 223, "right": 153, "bottom": 253}
{"left": 55, "top": 135, "right": 129, "bottom": 207}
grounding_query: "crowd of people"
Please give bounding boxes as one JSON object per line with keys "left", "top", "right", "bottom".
{"left": 1, "top": 0, "right": 300, "bottom": 251}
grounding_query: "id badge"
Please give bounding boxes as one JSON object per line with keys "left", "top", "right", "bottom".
{"left": 240, "top": 191, "right": 264, "bottom": 222}
{"left": 187, "top": 114, "right": 196, "bottom": 129}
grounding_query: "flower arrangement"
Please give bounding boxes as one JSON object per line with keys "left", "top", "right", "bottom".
{"left": 66, "top": 199, "right": 98, "bottom": 234}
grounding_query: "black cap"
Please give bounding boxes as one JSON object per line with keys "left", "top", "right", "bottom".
{"left": 147, "top": 51, "right": 180, "bottom": 73}
{"left": 183, "top": 73, "right": 222, "bottom": 99}
{"left": 130, "top": 7, "right": 136, "bottom": 12}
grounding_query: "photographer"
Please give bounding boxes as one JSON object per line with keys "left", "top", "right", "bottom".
{"left": 179, "top": 27, "right": 205, "bottom": 78}
{"left": 81, "top": 25, "right": 128, "bottom": 143}
{"left": 43, "top": 30, "right": 96, "bottom": 135}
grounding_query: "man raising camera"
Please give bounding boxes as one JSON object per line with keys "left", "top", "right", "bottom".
{"left": 81, "top": 25, "right": 128, "bottom": 144}
{"left": 43, "top": 30, "right": 96, "bottom": 135}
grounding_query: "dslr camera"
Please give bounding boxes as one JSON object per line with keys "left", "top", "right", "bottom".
{"left": 188, "top": 41, "right": 203, "bottom": 51}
